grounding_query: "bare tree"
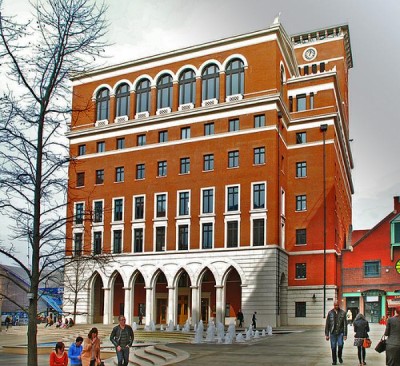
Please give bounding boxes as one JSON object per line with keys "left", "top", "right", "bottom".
{"left": 0, "top": 1, "right": 109, "bottom": 365}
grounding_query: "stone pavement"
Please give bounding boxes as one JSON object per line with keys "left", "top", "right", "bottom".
{"left": 0, "top": 323, "right": 388, "bottom": 365}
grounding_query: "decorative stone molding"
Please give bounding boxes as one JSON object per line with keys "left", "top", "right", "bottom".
{"left": 135, "top": 111, "right": 150, "bottom": 119}
{"left": 95, "top": 119, "right": 108, "bottom": 127}
{"left": 226, "top": 94, "right": 243, "bottom": 102}
{"left": 201, "top": 98, "right": 218, "bottom": 107}
{"left": 156, "top": 107, "right": 172, "bottom": 116}
{"left": 114, "top": 115, "right": 128, "bottom": 123}
{"left": 178, "top": 103, "right": 194, "bottom": 111}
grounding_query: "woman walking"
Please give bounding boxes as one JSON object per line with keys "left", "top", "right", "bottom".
{"left": 353, "top": 313, "right": 369, "bottom": 366}
{"left": 81, "top": 327, "right": 101, "bottom": 366}
{"left": 385, "top": 306, "right": 400, "bottom": 366}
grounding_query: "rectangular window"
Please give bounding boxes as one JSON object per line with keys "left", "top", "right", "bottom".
{"left": 289, "top": 96, "right": 293, "bottom": 112}
{"left": 296, "top": 229, "right": 307, "bottom": 245}
{"left": 311, "top": 64, "right": 317, "bottom": 74}
{"left": 97, "top": 141, "right": 105, "bottom": 153}
{"left": 114, "top": 198, "right": 123, "bottom": 221}
{"left": 296, "top": 162, "right": 307, "bottom": 178}
{"left": 228, "top": 118, "right": 239, "bottom": 132}
{"left": 180, "top": 157, "right": 190, "bottom": 174}
{"left": 202, "top": 223, "right": 213, "bottom": 249}
{"left": 204, "top": 122, "right": 214, "bottom": 136}
{"left": 296, "top": 132, "right": 306, "bottom": 144}
{"left": 295, "top": 302, "right": 306, "bottom": 318}
{"left": 115, "top": 167, "right": 124, "bottom": 182}
{"left": 227, "top": 221, "right": 238, "bottom": 247}
{"left": 157, "top": 130, "right": 168, "bottom": 143}
{"left": 76, "top": 172, "right": 85, "bottom": 187}
{"left": 253, "top": 219, "right": 264, "bottom": 246}
{"left": 253, "top": 183, "right": 265, "bottom": 209}
{"left": 113, "top": 230, "right": 122, "bottom": 254}
{"left": 297, "top": 94, "right": 306, "bottom": 111}
{"left": 364, "top": 261, "right": 380, "bottom": 277}
{"left": 178, "top": 191, "right": 190, "bottom": 216}
{"left": 310, "top": 92, "right": 314, "bottom": 109}
{"left": 227, "top": 186, "right": 239, "bottom": 212}
{"left": 295, "top": 263, "right": 307, "bottom": 279}
{"left": 254, "top": 115, "right": 265, "bottom": 128}
{"left": 75, "top": 203, "right": 84, "bottom": 224}
{"left": 93, "top": 201, "right": 103, "bottom": 223}
{"left": 178, "top": 225, "right": 189, "bottom": 250}
{"left": 228, "top": 150, "right": 239, "bottom": 168}
{"left": 303, "top": 65, "right": 309, "bottom": 75}
{"left": 117, "top": 138, "right": 125, "bottom": 150}
{"left": 136, "top": 164, "right": 145, "bottom": 180}
{"left": 254, "top": 147, "right": 265, "bottom": 165}
{"left": 296, "top": 195, "right": 307, "bottom": 211}
{"left": 134, "top": 196, "right": 144, "bottom": 220}
{"left": 78, "top": 144, "right": 86, "bottom": 156}
{"left": 394, "top": 222, "right": 400, "bottom": 243}
{"left": 137, "top": 134, "right": 146, "bottom": 146}
{"left": 95, "top": 169, "right": 104, "bottom": 184}
{"left": 181, "top": 127, "right": 191, "bottom": 139}
{"left": 202, "top": 189, "right": 214, "bottom": 214}
{"left": 320, "top": 62, "right": 326, "bottom": 72}
{"left": 134, "top": 228, "right": 143, "bottom": 252}
{"left": 158, "top": 161, "right": 167, "bottom": 177}
{"left": 93, "top": 231, "right": 102, "bottom": 255}
{"left": 203, "top": 154, "right": 214, "bottom": 171}
{"left": 74, "top": 233, "right": 83, "bottom": 256}
{"left": 155, "top": 226, "right": 166, "bottom": 251}
{"left": 156, "top": 194, "right": 167, "bottom": 218}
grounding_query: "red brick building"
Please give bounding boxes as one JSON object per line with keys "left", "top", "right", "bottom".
{"left": 63, "top": 20, "right": 354, "bottom": 326}
{"left": 342, "top": 196, "right": 400, "bottom": 323}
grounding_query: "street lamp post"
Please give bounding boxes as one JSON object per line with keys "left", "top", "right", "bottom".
{"left": 320, "top": 124, "right": 328, "bottom": 318}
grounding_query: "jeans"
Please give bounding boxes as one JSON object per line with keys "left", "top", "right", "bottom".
{"left": 116, "top": 346, "right": 130, "bottom": 366}
{"left": 330, "top": 333, "right": 344, "bottom": 363}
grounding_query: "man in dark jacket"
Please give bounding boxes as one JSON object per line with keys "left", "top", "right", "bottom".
{"left": 325, "top": 300, "right": 347, "bottom": 365}
{"left": 110, "top": 315, "right": 134, "bottom": 366}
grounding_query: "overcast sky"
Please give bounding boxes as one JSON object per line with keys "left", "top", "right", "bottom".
{"left": 1, "top": 0, "right": 399, "bottom": 238}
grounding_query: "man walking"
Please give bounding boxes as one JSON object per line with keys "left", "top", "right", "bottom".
{"left": 237, "top": 309, "right": 244, "bottom": 328}
{"left": 325, "top": 300, "right": 347, "bottom": 365}
{"left": 110, "top": 315, "right": 134, "bottom": 366}
{"left": 252, "top": 311, "right": 257, "bottom": 330}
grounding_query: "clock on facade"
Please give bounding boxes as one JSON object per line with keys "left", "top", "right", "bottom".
{"left": 303, "top": 47, "right": 317, "bottom": 61}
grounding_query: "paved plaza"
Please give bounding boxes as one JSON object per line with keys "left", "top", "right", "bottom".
{"left": 0, "top": 323, "right": 387, "bottom": 365}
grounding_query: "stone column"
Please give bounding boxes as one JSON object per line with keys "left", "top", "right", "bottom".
{"left": 123, "top": 287, "right": 132, "bottom": 324}
{"left": 145, "top": 286, "right": 153, "bottom": 326}
{"left": 215, "top": 285, "right": 224, "bottom": 324}
{"left": 190, "top": 286, "right": 199, "bottom": 326}
{"left": 167, "top": 286, "right": 176, "bottom": 325}
{"left": 102, "top": 287, "right": 112, "bottom": 325}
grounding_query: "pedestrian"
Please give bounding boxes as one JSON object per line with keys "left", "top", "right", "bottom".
{"left": 5, "top": 316, "right": 11, "bottom": 331}
{"left": 252, "top": 311, "right": 257, "bottom": 330}
{"left": 138, "top": 312, "right": 143, "bottom": 325}
{"left": 237, "top": 309, "right": 244, "bottom": 327}
{"left": 81, "top": 327, "right": 101, "bottom": 366}
{"left": 325, "top": 300, "right": 347, "bottom": 365}
{"left": 384, "top": 305, "right": 400, "bottom": 366}
{"left": 49, "top": 341, "right": 68, "bottom": 366}
{"left": 68, "top": 336, "right": 83, "bottom": 366}
{"left": 353, "top": 313, "right": 370, "bottom": 366}
{"left": 346, "top": 309, "right": 353, "bottom": 326}
{"left": 110, "top": 315, "right": 134, "bottom": 366}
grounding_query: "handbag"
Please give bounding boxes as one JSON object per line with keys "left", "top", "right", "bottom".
{"left": 375, "top": 336, "right": 386, "bottom": 353}
{"left": 363, "top": 338, "right": 372, "bottom": 348}
{"left": 354, "top": 338, "right": 364, "bottom": 347}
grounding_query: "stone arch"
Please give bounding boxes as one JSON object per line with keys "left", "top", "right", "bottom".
{"left": 88, "top": 271, "right": 104, "bottom": 324}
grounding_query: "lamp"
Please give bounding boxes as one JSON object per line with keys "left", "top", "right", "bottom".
{"left": 312, "top": 293, "right": 316, "bottom": 300}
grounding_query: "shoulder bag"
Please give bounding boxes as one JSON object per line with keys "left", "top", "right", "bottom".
{"left": 363, "top": 338, "right": 372, "bottom": 348}
{"left": 375, "top": 336, "right": 386, "bottom": 353}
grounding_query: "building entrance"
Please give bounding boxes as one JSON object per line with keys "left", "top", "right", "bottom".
{"left": 157, "top": 299, "right": 167, "bottom": 324}
{"left": 365, "top": 301, "right": 380, "bottom": 323}
{"left": 177, "top": 295, "right": 188, "bottom": 325}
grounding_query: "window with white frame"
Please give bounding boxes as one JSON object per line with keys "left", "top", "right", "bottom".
{"left": 136, "top": 78, "right": 151, "bottom": 113}
{"left": 155, "top": 193, "right": 167, "bottom": 218}
{"left": 134, "top": 196, "right": 145, "bottom": 220}
{"left": 96, "top": 88, "right": 110, "bottom": 120}
{"left": 93, "top": 200, "right": 103, "bottom": 223}
{"left": 93, "top": 231, "right": 102, "bottom": 255}
{"left": 201, "top": 188, "right": 214, "bottom": 214}
{"left": 134, "top": 228, "right": 143, "bottom": 252}
{"left": 252, "top": 218, "right": 265, "bottom": 246}
{"left": 113, "top": 229, "right": 122, "bottom": 254}
{"left": 227, "top": 185, "right": 239, "bottom": 212}
{"left": 178, "top": 224, "right": 189, "bottom": 250}
{"left": 201, "top": 222, "right": 213, "bottom": 249}
{"left": 226, "top": 58, "right": 244, "bottom": 96}
{"left": 75, "top": 202, "right": 84, "bottom": 225}
{"left": 115, "top": 83, "right": 130, "bottom": 117}
{"left": 227, "top": 220, "right": 239, "bottom": 247}
{"left": 252, "top": 183, "right": 266, "bottom": 210}
{"left": 74, "top": 232, "right": 83, "bottom": 256}
{"left": 155, "top": 226, "right": 166, "bottom": 251}
{"left": 178, "top": 191, "right": 190, "bottom": 216}
{"left": 113, "top": 198, "right": 124, "bottom": 221}
{"left": 202, "top": 64, "right": 220, "bottom": 101}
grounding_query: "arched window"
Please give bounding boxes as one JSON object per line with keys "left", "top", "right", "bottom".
{"left": 202, "top": 64, "right": 220, "bottom": 101}
{"left": 115, "top": 83, "right": 130, "bottom": 117}
{"left": 225, "top": 59, "right": 244, "bottom": 97}
{"left": 136, "top": 79, "right": 151, "bottom": 113}
{"left": 179, "top": 69, "right": 196, "bottom": 105}
{"left": 157, "top": 74, "right": 173, "bottom": 109}
{"left": 96, "top": 88, "right": 110, "bottom": 121}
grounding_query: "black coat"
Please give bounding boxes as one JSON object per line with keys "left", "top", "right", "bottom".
{"left": 325, "top": 308, "right": 347, "bottom": 336}
{"left": 353, "top": 317, "right": 370, "bottom": 338}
